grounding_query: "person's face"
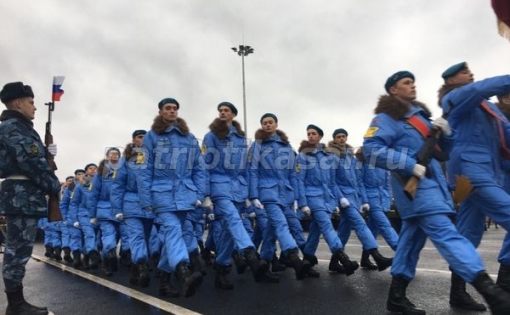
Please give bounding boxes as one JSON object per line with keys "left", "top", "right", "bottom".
{"left": 334, "top": 133, "right": 348, "bottom": 145}
{"left": 65, "top": 177, "right": 74, "bottom": 186}
{"left": 133, "top": 134, "right": 144, "bottom": 147}
{"left": 85, "top": 166, "right": 97, "bottom": 176}
{"left": 447, "top": 68, "right": 474, "bottom": 85}
{"left": 218, "top": 106, "right": 235, "bottom": 122}
{"left": 261, "top": 117, "right": 278, "bottom": 134}
{"left": 389, "top": 77, "right": 416, "bottom": 102}
{"left": 307, "top": 129, "right": 322, "bottom": 145}
{"left": 107, "top": 150, "right": 120, "bottom": 163}
{"left": 75, "top": 173, "right": 84, "bottom": 182}
{"left": 498, "top": 93, "right": 510, "bottom": 112}
{"left": 159, "top": 103, "right": 178, "bottom": 122}
{"left": 12, "top": 97, "right": 36, "bottom": 120}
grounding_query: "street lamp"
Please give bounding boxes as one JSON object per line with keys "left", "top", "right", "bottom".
{"left": 231, "top": 44, "right": 254, "bottom": 135}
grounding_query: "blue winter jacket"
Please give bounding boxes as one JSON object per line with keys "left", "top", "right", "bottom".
{"left": 69, "top": 181, "right": 94, "bottom": 223}
{"left": 361, "top": 163, "right": 391, "bottom": 212}
{"left": 89, "top": 161, "right": 119, "bottom": 221}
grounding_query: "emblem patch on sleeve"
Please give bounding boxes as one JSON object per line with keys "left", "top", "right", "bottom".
{"left": 364, "top": 127, "right": 379, "bottom": 138}
{"left": 30, "top": 144, "right": 40, "bottom": 156}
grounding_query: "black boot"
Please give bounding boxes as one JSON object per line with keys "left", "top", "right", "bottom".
{"left": 159, "top": 271, "right": 180, "bottom": 298}
{"left": 82, "top": 254, "right": 90, "bottom": 270}
{"left": 200, "top": 247, "right": 215, "bottom": 266}
{"left": 286, "top": 249, "right": 311, "bottom": 280}
{"left": 190, "top": 250, "right": 206, "bottom": 277}
{"left": 53, "top": 247, "right": 62, "bottom": 261}
{"left": 44, "top": 245, "right": 54, "bottom": 258}
{"left": 360, "top": 250, "right": 377, "bottom": 270}
{"left": 386, "top": 276, "right": 426, "bottom": 315}
{"left": 449, "top": 272, "right": 486, "bottom": 311}
{"left": 175, "top": 262, "right": 202, "bottom": 297}
{"left": 72, "top": 250, "right": 82, "bottom": 269}
{"left": 89, "top": 250, "right": 101, "bottom": 270}
{"left": 102, "top": 259, "right": 113, "bottom": 277}
{"left": 119, "top": 250, "right": 131, "bottom": 267}
{"left": 306, "top": 266, "right": 321, "bottom": 278}
{"left": 271, "top": 253, "right": 287, "bottom": 272}
{"left": 472, "top": 271, "right": 510, "bottom": 315}
{"left": 107, "top": 250, "right": 118, "bottom": 272}
{"left": 369, "top": 248, "right": 392, "bottom": 271}
{"left": 243, "top": 247, "right": 270, "bottom": 282}
{"left": 497, "top": 263, "right": 510, "bottom": 293}
{"left": 129, "top": 264, "right": 140, "bottom": 285}
{"left": 232, "top": 250, "right": 248, "bottom": 274}
{"left": 328, "top": 253, "right": 345, "bottom": 274}
{"left": 303, "top": 254, "right": 318, "bottom": 266}
{"left": 214, "top": 264, "right": 234, "bottom": 290}
{"left": 5, "top": 288, "right": 48, "bottom": 315}
{"left": 334, "top": 250, "right": 359, "bottom": 276}
{"left": 138, "top": 263, "right": 150, "bottom": 288}
{"left": 63, "top": 247, "right": 73, "bottom": 263}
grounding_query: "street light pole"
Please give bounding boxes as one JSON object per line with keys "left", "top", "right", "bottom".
{"left": 231, "top": 44, "right": 254, "bottom": 135}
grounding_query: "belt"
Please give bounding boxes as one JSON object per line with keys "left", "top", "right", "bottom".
{"left": 5, "top": 175, "right": 30, "bottom": 180}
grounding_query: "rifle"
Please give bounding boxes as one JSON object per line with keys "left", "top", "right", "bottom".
{"left": 45, "top": 100, "right": 63, "bottom": 222}
{"left": 403, "top": 126, "right": 442, "bottom": 200}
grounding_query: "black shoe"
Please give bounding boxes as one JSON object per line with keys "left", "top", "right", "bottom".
{"left": 243, "top": 248, "right": 270, "bottom": 282}
{"left": 497, "top": 263, "right": 510, "bottom": 293}
{"left": 449, "top": 272, "right": 486, "bottom": 311}
{"left": 386, "top": 276, "right": 426, "bottom": 315}
{"left": 44, "top": 246, "right": 54, "bottom": 258}
{"left": 138, "top": 263, "right": 150, "bottom": 288}
{"left": 271, "top": 254, "right": 287, "bottom": 272}
{"left": 175, "top": 262, "right": 202, "bottom": 297}
{"left": 159, "top": 271, "right": 180, "bottom": 298}
{"left": 214, "top": 264, "right": 234, "bottom": 290}
{"left": 82, "top": 254, "right": 90, "bottom": 270}
{"left": 89, "top": 250, "right": 101, "bottom": 269}
{"left": 63, "top": 247, "right": 73, "bottom": 263}
{"left": 129, "top": 264, "right": 140, "bottom": 285}
{"left": 306, "top": 266, "right": 321, "bottom": 278}
{"left": 72, "top": 250, "right": 82, "bottom": 269}
{"left": 232, "top": 251, "right": 248, "bottom": 274}
{"left": 472, "top": 271, "right": 510, "bottom": 315}
{"left": 303, "top": 254, "right": 318, "bottom": 266}
{"left": 201, "top": 247, "right": 215, "bottom": 266}
{"left": 335, "top": 250, "right": 359, "bottom": 276}
{"left": 119, "top": 250, "right": 132, "bottom": 267}
{"left": 360, "top": 250, "right": 378, "bottom": 271}
{"left": 190, "top": 250, "right": 206, "bottom": 277}
{"left": 259, "top": 271, "right": 280, "bottom": 283}
{"left": 5, "top": 288, "right": 48, "bottom": 315}
{"left": 107, "top": 250, "right": 118, "bottom": 272}
{"left": 369, "top": 249, "right": 392, "bottom": 271}
{"left": 286, "top": 249, "right": 311, "bottom": 280}
{"left": 53, "top": 247, "right": 62, "bottom": 261}
{"left": 328, "top": 254, "right": 345, "bottom": 274}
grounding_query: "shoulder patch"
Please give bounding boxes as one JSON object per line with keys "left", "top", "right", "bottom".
{"left": 135, "top": 152, "right": 145, "bottom": 164}
{"left": 295, "top": 163, "right": 301, "bottom": 173}
{"left": 364, "top": 127, "right": 379, "bottom": 138}
{"left": 30, "top": 143, "right": 40, "bottom": 156}
{"left": 200, "top": 143, "right": 207, "bottom": 155}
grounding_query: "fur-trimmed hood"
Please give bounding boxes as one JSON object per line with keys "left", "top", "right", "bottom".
{"left": 374, "top": 95, "right": 431, "bottom": 120}
{"left": 151, "top": 116, "right": 189, "bottom": 135}
{"left": 123, "top": 143, "right": 144, "bottom": 160}
{"left": 298, "top": 140, "right": 325, "bottom": 154}
{"left": 209, "top": 118, "right": 245, "bottom": 139}
{"left": 254, "top": 129, "right": 289, "bottom": 144}
{"left": 326, "top": 141, "right": 353, "bottom": 156}
{"left": 437, "top": 83, "right": 466, "bottom": 106}
{"left": 96, "top": 159, "right": 107, "bottom": 177}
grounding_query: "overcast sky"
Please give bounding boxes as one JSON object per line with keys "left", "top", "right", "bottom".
{"left": 1, "top": 0, "right": 509, "bottom": 180}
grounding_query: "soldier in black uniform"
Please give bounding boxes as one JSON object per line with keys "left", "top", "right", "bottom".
{"left": 0, "top": 82, "right": 60, "bottom": 315}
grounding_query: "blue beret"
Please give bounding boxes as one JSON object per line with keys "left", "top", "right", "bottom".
{"left": 306, "top": 124, "right": 324, "bottom": 137}
{"left": 0, "top": 82, "right": 34, "bottom": 104}
{"left": 333, "top": 128, "right": 348, "bottom": 138}
{"left": 106, "top": 147, "right": 121, "bottom": 156}
{"left": 384, "top": 71, "right": 415, "bottom": 93}
{"left": 260, "top": 113, "right": 278, "bottom": 124}
{"left": 442, "top": 62, "right": 467, "bottom": 80}
{"left": 66, "top": 176, "right": 75, "bottom": 181}
{"left": 74, "top": 169, "right": 85, "bottom": 175}
{"left": 132, "top": 129, "right": 146, "bottom": 138}
{"left": 158, "top": 97, "right": 179, "bottom": 109}
{"left": 84, "top": 163, "right": 97, "bottom": 171}
{"left": 217, "top": 101, "right": 238, "bottom": 116}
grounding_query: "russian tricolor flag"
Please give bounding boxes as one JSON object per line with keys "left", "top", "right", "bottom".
{"left": 52, "top": 76, "right": 65, "bottom": 102}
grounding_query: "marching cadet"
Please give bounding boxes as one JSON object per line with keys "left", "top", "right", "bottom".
{"left": 60, "top": 171, "right": 83, "bottom": 264}
{"left": 298, "top": 124, "right": 359, "bottom": 276}
{"left": 438, "top": 62, "right": 510, "bottom": 312}
{"left": 0, "top": 81, "right": 60, "bottom": 315}
{"left": 138, "top": 97, "right": 205, "bottom": 297}
{"left": 364, "top": 70, "right": 510, "bottom": 315}
{"left": 327, "top": 128, "right": 393, "bottom": 272}
{"left": 202, "top": 102, "right": 272, "bottom": 288}
{"left": 249, "top": 113, "right": 312, "bottom": 280}
{"left": 111, "top": 129, "right": 154, "bottom": 287}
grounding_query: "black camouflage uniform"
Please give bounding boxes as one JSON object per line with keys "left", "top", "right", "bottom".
{"left": 0, "top": 82, "right": 60, "bottom": 315}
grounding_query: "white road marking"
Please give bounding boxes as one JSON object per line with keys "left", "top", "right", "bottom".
{"left": 32, "top": 254, "right": 202, "bottom": 315}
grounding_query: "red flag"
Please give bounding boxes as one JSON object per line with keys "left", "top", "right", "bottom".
{"left": 492, "top": 0, "right": 510, "bottom": 40}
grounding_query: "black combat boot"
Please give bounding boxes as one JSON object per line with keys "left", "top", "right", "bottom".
{"left": 449, "top": 272, "right": 486, "bottom": 311}
{"left": 200, "top": 246, "right": 215, "bottom": 266}
{"left": 232, "top": 250, "right": 248, "bottom": 274}
{"left": 129, "top": 264, "right": 140, "bottom": 285}
{"left": 386, "top": 276, "right": 426, "bottom": 315}
{"left": 472, "top": 271, "right": 510, "bottom": 315}
{"left": 328, "top": 253, "right": 344, "bottom": 274}
{"left": 44, "top": 245, "right": 54, "bottom": 258}
{"left": 497, "top": 263, "right": 510, "bottom": 293}
{"left": 82, "top": 254, "right": 90, "bottom": 270}
{"left": 243, "top": 247, "right": 270, "bottom": 282}
{"left": 306, "top": 266, "right": 321, "bottom": 278}
{"left": 62, "top": 247, "right": 73, "bottom": 263}
{"left": 271, "top": 253, "right": 287, "bottom": 272}
{"left": 138, "top": 262, "right": 150, "bottom": 288}
{"left": 360, "top": 250, "right": 378, "bottom": 270}
{"left": 53, "top": 247, "right": 62, "bottom": 261}
{"left": 89, "top": 250, "right": 101, "bottom": 269}
{"left": 72, "top": 250, "right": 82, "bottom": 269}
{"left": 369, "top": 248, "right": 392, "bottom": 271}
{"left": 107, "top": 250, "right": 118, "bottom": 272}
{"left": 333, "top": 250, "right": 358, "bottom": 276}
{"left": 286, "top": 249, "right": 311, "bottom": 280}
{"left": 5, "top": 288, "right": 48, "bottom": 315}
{"left": 190, "top": 249, "right": 206, "bottom": 277}
{"left": 159, "top": 271, "right": 180, "bottom": 298}
{"left": 214, "top": 264, "right": 234, "bottom": 290}
{"left": 119, "top": 250, "right": 131, "bottom": 267}
{"left": 175, "top": 262, "right": 202, "bottom": 297}
{"left": 303, "top": 254, "right": 318, "bottom": 266}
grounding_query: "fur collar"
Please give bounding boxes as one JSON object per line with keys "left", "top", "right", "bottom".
{"left": 209, "top": 118, "right": 245, "bottom": 139}
{"left": 437, "top": 83, "right": 466, "bottom": 105}
{"left": 151, "top": 116, "right": 189, "bottom": 135}
{"left": 326, "top": 141, "right": 353, "bottom": 156}
{"left": 254, "top": 129, "right": 289, "bottom": 144}
{"left": 96, "top": 159, "right": 107, "bottom": 177}
{"left": 374, "top": 95, "right": 431, "bottom": 120}
{"left": 298, "top": 140, "right": 325, "bottom": 153}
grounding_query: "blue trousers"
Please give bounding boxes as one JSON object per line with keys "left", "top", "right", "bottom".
{"left": 149, "top": 224, "right": 162, "bottom": 257}
{"left": 283, "top": 205, "right": 306, "bottom": 249}
{"left": 157, "top": 211, "right": 191, "bottom": 272}
{"left": 259, "top": 203, "right": 298, "bottom": 261}
{"left": 60, "top": 224, "right": 70, "bottom": 249}
{"left": 124, "top": 217, "right": 153, "bottom": 264}
{"left": 213, "top": 198, "right": 254, "bottom": 251}
{"left": 98, "top": 220, "right": 118, "bottom": 257}
{"left": 118, "top": 221, "right": 130, "bottom": 252}
{"left": 337, "top": 205, "right": 378, "bottom": 251}
{"left": 211, "top": 218, "right": 234, "bottom": 266}
{"left": 392, "top": 214, "right": 484, "bottom": 282}
{"left": 68, "top": 226, "right": 82, "bottom": 252}
{"left": 367, "top": 209, "right": 398, "bottom": 250}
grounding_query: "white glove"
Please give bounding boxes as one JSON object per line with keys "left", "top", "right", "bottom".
{"left": 73, "top": 221, "right": 80, "bottom": 228}
{"left": 248, "top": 212, "right": 257, "bottom": 219}
{"left": 207, "top": 213, "right": 215, "bottom": 221}
{"left": 89, "top": 218, "right": 97, "bottom": 225}
{"left": 252, "top": 198, "right": 264, "bottom": 209}
{"left": 361, "top": 203, "right": 370, "bottom": 212}
{"left": 115, "top": 213, "right": 124, "bottom": 221}
{"left": 432, "top": 117, "right": 452, "bottom": 136}
{"left": 245, "top": 199, "right": 252, "bottom": 208}
{"left": 412, "top": 164, "right": 426, "bottom": 179}
{"left": 202, "top": 196, "right": 213, "bottom": 210}
{"left": 47, "top": 144, "right": 57, "bottom": 156}
{"left": 340, "top": 197, "right": 350, "bottom": 208}
{"left": 301, "top": 206, "right": 311, "bottom": 216}
{"left": 293, "top": 200, "right": 298, "bottom": 211}
{"left": 195, "top": 200, "right": 202, "bottom": 207}
{"left": 335, "top": 207, "right": 340, "bottom": 214}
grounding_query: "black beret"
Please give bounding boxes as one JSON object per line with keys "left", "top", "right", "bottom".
{"left": 333, "top": 128, "right": 348, "bottom": 138}
{"left": 158, "top": 98, "right": 179, "bottom": 109}
{"left": 84, "top": 163, "right": 97, "bottom": 171}
{"left": 385, "top": 71, "right": 415, "bottom": 93}
{"left": 217, "top": 101, "right": 238, "bottom": 116}
{"left": 66, "top": 176, "right": 75, "bottom": 181}
{"left": 106, "top": 147, "right": 121, "bottom": 156}
{"left": 442, "top": 62, "right": 467, "bottom": 80}
{"left": 0, "top": 82, "right": 34, "bottom": 104}
{"left": 260, "top": 113, "right": 278, "bottom": 124}
{"left": 74, "top": 169, "right": 85, "bottom": 175}
{"left": 132, "top": 129, "right": 146, "bottom": 138}
{"left": 306, "top": 124, "right": 324, "bottom": 137}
